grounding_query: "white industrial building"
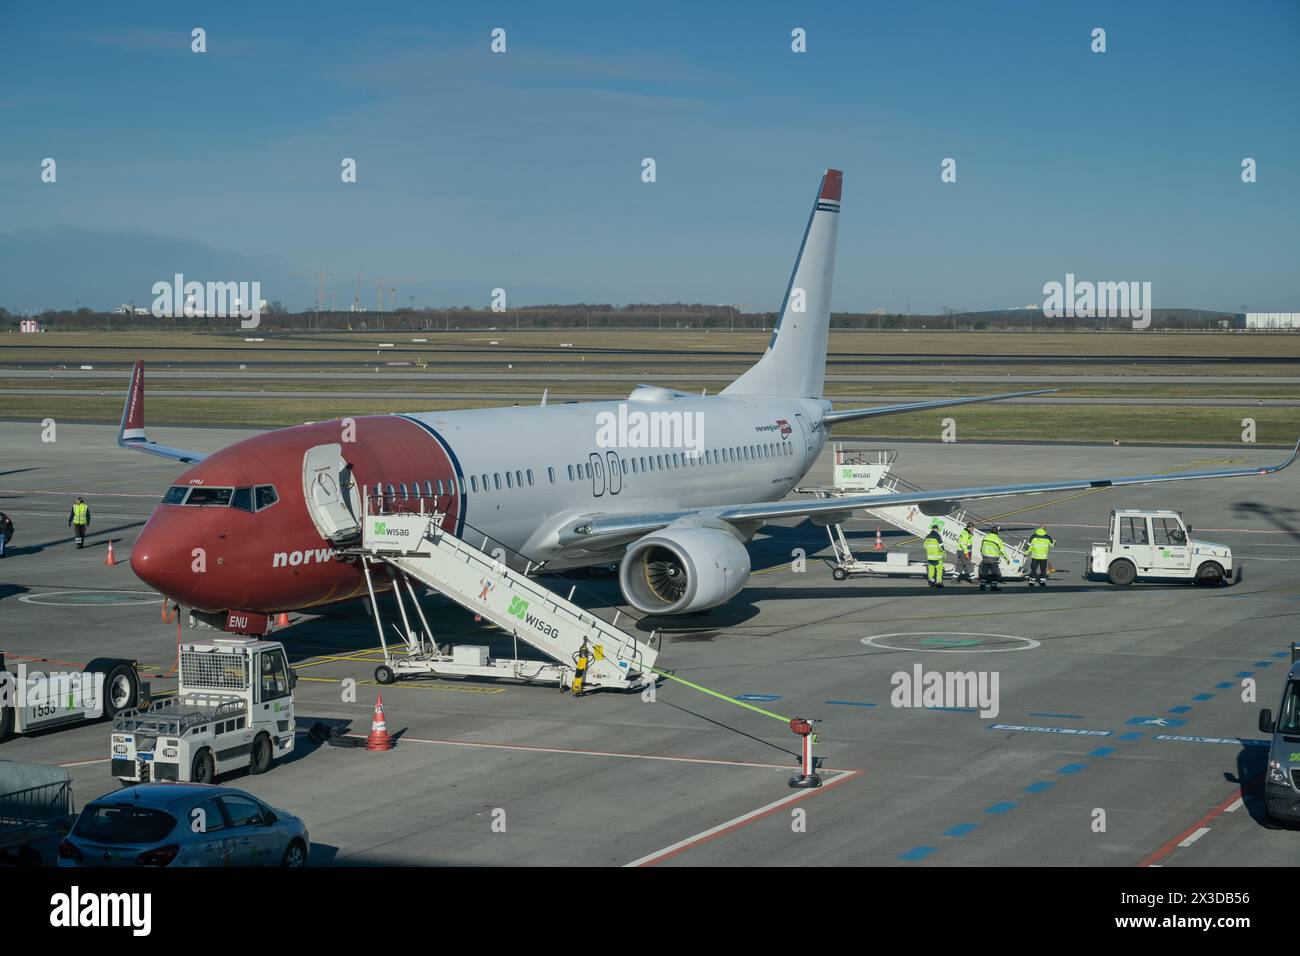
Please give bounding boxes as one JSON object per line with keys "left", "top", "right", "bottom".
{"left": 1233, "top": 312, "right": 1300, "bottom": 329}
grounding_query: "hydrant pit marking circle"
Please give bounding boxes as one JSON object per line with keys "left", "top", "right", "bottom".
{"left": 862, "top": 632, "right": 1041, "bottom": 653}
{"left": 20, "top": 590, "right": 161, "bottom": 607}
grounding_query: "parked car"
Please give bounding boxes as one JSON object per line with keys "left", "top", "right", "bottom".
{"left": 58, "top": 783, "right": 308, "bottom": 867}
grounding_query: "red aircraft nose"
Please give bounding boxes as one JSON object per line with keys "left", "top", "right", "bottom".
{"left": 131, "top": 510, "right": 211, "bottom": 609}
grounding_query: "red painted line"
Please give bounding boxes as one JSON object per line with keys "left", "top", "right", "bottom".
{"left": 0, "top": 487, "right": 160, "bottom": 498}
{"left": 58, "top": 757, "right": 109, "bottom": 768}
{"left": 5, "top": 655, "right": 90, "bottom": 669}
{"left": 630, "top": 770, "right": 863, "bottom": 867}
{"left": 1138, "top": 776, "right": 1262, "bottom": 867}
{"left": 333, "top": 730, "right": 858, "bottom": 772}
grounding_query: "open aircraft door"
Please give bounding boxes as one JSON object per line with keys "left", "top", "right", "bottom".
{"left": 303, "top": 443, "right": 361, "bottom": 544}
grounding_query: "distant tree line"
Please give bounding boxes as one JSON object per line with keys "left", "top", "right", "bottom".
{"left": 0, "top": 304, "right": 1255, "bottom": 333}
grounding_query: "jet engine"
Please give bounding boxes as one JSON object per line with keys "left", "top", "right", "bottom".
{"left": 619, "top": 525, "right": 751, "bottom": 615}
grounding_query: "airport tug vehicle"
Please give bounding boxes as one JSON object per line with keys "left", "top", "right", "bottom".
{"left": 1087, "top": 509, "right": 1231, "bottom": 586}
{"left": 110, "top": 638, "right": 295, "bottom": 784}
{"left": 0, "top": 653, "right": 143, "bottom": 743}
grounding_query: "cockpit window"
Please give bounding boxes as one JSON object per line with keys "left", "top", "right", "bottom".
{"left": 254, "top": 485, "right": 278, "bottom": 510}
{"left": 185, "top": 487, "right": 233, "bottom": 506}
{"left": 231, "top": 487, "right": 254, "bottom": 512}
{"left": 162, "top": 486, "right": 188, "bottom": 505}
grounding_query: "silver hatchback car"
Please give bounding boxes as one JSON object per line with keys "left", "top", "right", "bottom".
{"left": 59, "top": 783, "right": 309, "bottom": 867}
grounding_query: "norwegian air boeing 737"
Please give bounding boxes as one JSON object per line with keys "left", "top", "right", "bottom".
{"left": 122, "top": 169, "right": 1296, "bottom": 625}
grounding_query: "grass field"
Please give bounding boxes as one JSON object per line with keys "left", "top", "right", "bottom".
{"left": 2, "top": 329, "right": 1297, "bottom": 442}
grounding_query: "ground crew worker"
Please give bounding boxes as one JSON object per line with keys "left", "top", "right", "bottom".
{"left": 0, "top": 511, "right": 13, "bottom": 558}
{"left": 570, "top": 639, "right": 591, "bottom": 697}
{"left": 955, "top": 520, "right": 976, "bottom": 583}
{"left": 979, "top": 525, "right": 1006, "bottom": 592}
{"left": 68, "top": 496, "right": 90, "bottom": 549}
{"left": 923, "top": 520, "right": 945, "bottom": 589}
{"left": 1026, "top": 525, "right": 1056, "bottom": 587}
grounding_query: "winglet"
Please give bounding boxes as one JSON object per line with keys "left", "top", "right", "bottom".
{"left": 1260, "top": 436, "right": 1300, "bottom": 475}
{"left": 116, "top": 360, "right": 207, "bottom": 464}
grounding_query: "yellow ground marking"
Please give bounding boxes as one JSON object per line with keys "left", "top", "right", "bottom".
{"left": 298, "top": 673, "right": 505, "bottom": 694}
{"left": 358, "top": 679, "right": 506, "bottom": 694}
{"left": 292, "top": 646, "right": 389, "bottom": 669}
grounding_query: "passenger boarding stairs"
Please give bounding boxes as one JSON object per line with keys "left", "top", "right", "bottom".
{"left": 301, "top": 444, "right": 658, "bottom": 691}
{"left": 356, "top": 507, "right": 658, "bottom": 689}
{"left": 800, "top": 446, "right": 1029, "bottom": 579}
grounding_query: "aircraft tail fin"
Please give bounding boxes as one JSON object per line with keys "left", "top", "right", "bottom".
{"left": 117, "top": 360, "right": 207, "bottom": 464}
{"left": 722, "top": 168, "right": 841, "bottom": 400}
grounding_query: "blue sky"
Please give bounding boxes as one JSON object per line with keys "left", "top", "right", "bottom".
{"left": 2, "top": 0, "right": 1297, "bottom": 313}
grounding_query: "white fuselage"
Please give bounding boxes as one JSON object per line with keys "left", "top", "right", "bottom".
{"left": 399, "top": 390, "right": 831, "bottom": 568}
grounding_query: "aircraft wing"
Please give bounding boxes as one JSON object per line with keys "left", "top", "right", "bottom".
{"left": 117, "top": 360, "right": 208, "bottom": 464}
{"left": 558, "top": 440, "right": 1299, "bottom": 547}
{"left": 823, "top": 388, "right": 1056, "bottom": 425}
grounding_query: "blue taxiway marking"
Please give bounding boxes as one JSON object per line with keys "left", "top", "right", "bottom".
{"left": 928, "top": 706, "right": 977, "bottom": 713}
{"left": 1126, "top": 716, "right": 1188, "bottom": 728}
{"left": 1254, "top": 661, "right": 1274, "bottom": 667}
{"left": 1154, "top": 734, "right": 1270, "bottom": 747}
{"left": 825, "top": 700, "right": 875, "bottom": 707}
{"left": 898, "top": 656, "right": 1290, "bottom": 864}
{"left": 734, "top": 694, "right": 782, "bottom": 702}
{"left": 988, "top": 723, "right": 1112, "bottom": 736}
{"left": 898, "top": 846, "right": 937, "bottom": 861}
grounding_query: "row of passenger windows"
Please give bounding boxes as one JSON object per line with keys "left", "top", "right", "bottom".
{"left": 566, "top": 441, "right": 794, "bottom": 482}
{"left": 375, "top": 441, "right": 794, "bottom": 502}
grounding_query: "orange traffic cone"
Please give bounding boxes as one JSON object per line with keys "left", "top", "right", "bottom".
{"left": 873, "top": 528, "right": 884, "bottom": 551}
{"left": 105, "top": 540, "right": 117, "bottom": 566}
{"left": 275, "top": 612, "right": 290, "bottom": 627}
{"left": 366, "top": 694, "right": 392, "bottom": 751}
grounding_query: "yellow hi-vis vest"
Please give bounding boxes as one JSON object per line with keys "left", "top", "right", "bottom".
{"left": 923, "top": 533, "right": 944, "bottom": 561}
{"left": 958, "top": 529, "right": 973, "bottom": 553}
{"left": 1028, "top": 533, "right": 1052, "bottom": 559}
{"left": 980, "top": 533, "right": 1005, "bottom": 559}
{"left": 72, "top": 502, "right": 89, "bottom": 525}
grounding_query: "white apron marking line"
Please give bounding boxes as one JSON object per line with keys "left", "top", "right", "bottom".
{"left": 624, "top": 769, "right": 862, "bottom": 867}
